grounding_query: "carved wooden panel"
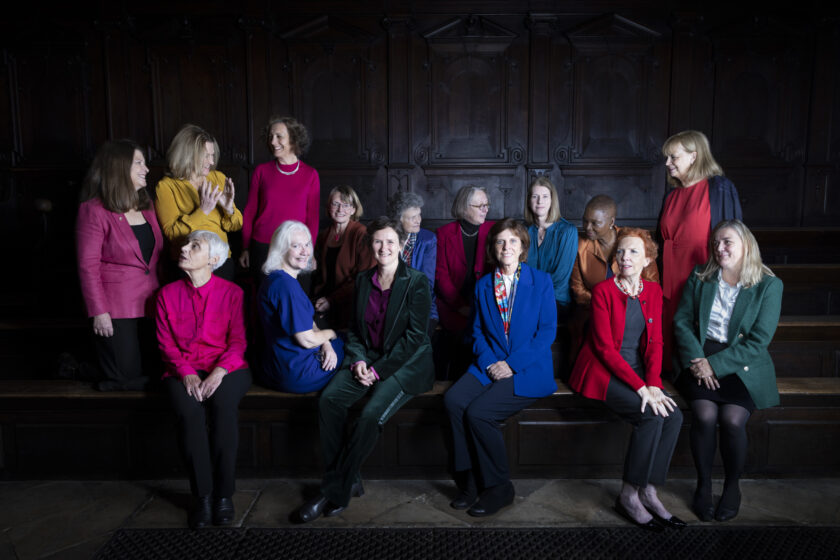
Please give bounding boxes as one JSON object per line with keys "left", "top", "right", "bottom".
{"left": 10, "top": 48, "right": 93, "bottom": 166}
{"left": 561, "top": 168, "right": 663, "bottom": 226}
{"left": 281, "top": 16, "right": 387, "bottom": 168}
{"left": 728, "top": 166, "right": 803, "bottom": 227}
{"left": 564, "top": 15, "right": 669, "bottom": 166}
{"left": 422, "top": 16, "right": 522, "bottom": 165}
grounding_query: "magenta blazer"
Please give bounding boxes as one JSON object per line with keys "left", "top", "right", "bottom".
{"left": 76, "top": 198, "right": 164, "bottom": 319}
{"left": 434, "top": 220, "right": 495, "bottom": 332}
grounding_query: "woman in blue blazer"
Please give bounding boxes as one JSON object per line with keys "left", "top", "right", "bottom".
{"left": 444, "top": 218, "right": 557, "bottom": 517}
{"left": 388, "top": 191, "right": 438, "bottom": 336}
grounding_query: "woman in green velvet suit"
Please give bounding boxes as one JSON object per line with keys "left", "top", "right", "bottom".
{"left": 294, "top": 216, "right": 434, "bottom": 523}
{"left": 674, "top": 219, "right": 783, "bottom": 523}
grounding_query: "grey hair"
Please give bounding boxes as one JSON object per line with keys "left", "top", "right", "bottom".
{"left": 186, "top": 230, "right": 228, "bottom": 271}
{"left": 387, "top": 191, "right": 425, "bottom": 222}
{"left": 262, "top": 220, "right": 314, "bottom": 275}
{"left": 451, "top": 184, "right": 487, "bottom": 220}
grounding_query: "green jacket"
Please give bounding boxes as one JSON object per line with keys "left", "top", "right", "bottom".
{"left": 343, "top": 260, "right": 434, "bottom": 395}
{"left": 673, "top": 267, "right": 783, "bottom": 409}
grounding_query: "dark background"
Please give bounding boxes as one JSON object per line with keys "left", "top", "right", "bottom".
{"left": 1, "top": 1, "right": 838, "bottom": 321}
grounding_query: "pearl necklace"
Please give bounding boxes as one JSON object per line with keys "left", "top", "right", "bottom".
{"left": 275, "top": 160, "right": 300, "bottom": 176}
{"left": 614, "top": 276, "right": 643, "bottom": 299}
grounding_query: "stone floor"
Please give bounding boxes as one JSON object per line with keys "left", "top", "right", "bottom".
{"left": 2, "top": 477, "right": 839, "bottom": 559}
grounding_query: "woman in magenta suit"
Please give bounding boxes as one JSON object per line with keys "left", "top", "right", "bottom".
{"left": 76, "top": 140, "right": 163, "bottom": 390}
{"left": 435, "top": 185, "right": 495, "bottom": 378}
{"left": 570, "top": 227, "right": 685, "bottom": 531}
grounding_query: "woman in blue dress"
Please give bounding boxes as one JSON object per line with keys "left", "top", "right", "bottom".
{"left": 258, "top": 220, "right": 345, "bottom": 393}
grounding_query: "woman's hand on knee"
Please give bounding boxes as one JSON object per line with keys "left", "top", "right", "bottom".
{"left": 199, "top": 367, "right": 226, "bottom": 399}
{"left": 320, "top": 342, "right": 338, "bottom": 371}
{"left": 183, "top": 374, "right": 203, "bottom": 402}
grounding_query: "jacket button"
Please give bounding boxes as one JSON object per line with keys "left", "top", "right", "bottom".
{"left": 738, "top": 333, "right": 744, "bottom": 338}
{"left": 145, "top": 269, "right": 150, "bottom": 275}
{"left": 743, "top": 366, "right": 749, "bottom": 371}
{"left": 648, "top": 318, "right": 653, "bottom": 323}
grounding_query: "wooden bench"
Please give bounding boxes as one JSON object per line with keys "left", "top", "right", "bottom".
{"left": 2, "top": 377, "right": 839, "bottom": 480}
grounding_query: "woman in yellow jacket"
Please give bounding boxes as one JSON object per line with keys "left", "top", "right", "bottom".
{"left": 155, "top": 124, "right": 243, "bottom": 280}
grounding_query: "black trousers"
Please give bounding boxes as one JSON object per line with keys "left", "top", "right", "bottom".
{"left": 93, "top": 317, "right": 156, "bottom": 390}
{"left": 604, "top": 377, "right": 683, "bottom": 487}
{"left": 445, "top": 374, "right": 537, "bottom": 489}
{"left": 165, "top": 368, "right": 252, "bottom": 498}
{"left": 318, "top": 368, "right": 414, "bottom": 507}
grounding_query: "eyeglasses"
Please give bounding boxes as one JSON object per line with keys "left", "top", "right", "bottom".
{"left": 470, "top": 204, "right": 490, "bottom": 211}
{"left": 330, "top": 201, "right": 355, "bottom": 210}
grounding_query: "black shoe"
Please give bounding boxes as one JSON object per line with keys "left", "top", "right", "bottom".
{"left": 296, "top": 495, "right": 333, "bottom": 523}
{"left": 467, "top": 481, "right": 514, "bottom": 517}
{"left": 613, "top": 498, "right": 664, "bottom": 532}
{"left": 450, "top": 470, "right": 478, "bottom": 510}
{"left": 692, "top": 487, "right": 715, "bottom": 522}
{"left": 188, "top": 496, "right": 212, "bottom": 529}
{"left": 213, "top": 497, "right": 235, "bottom": 526}
{"left": 323, "top": 481, "right": 364, "bottom": 517}
{"left": 715, "top": 485, "right": 741, "bottom": 522}
{"left": 646, "top": 509, "right": 687, "bottom": 529}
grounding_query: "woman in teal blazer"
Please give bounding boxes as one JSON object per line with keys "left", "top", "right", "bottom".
{"left": 674, "top": 219, "right": 783, "bottom": 523}
{"left": 445, "top": 218, "right": 557, "bottom": 517}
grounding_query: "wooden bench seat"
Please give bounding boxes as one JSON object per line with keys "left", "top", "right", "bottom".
{"left": 2, "top": 377, "right": 839, "bottom": 479}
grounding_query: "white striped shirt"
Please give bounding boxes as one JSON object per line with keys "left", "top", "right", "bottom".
{"left": 705, "top": 270, "right": 742, "bottom": 343}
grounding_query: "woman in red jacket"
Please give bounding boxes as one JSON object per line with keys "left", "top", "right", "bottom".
{"left": 570, "top": 228, "right": 685, "bottom": 531}
{"left": 76, "top": 140, "right": 163, "bottom": 390}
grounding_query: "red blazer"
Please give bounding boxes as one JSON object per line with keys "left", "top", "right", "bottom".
{"left": 569, "top": 277, "right": 664, "bottom": 401}
{"left": 76, "top": 198, "right": 164, "bottom": 319}
{"left": 434, "top": 220, "right": 495, "bottom": 332}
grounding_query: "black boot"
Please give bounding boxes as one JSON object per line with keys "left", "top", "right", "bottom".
{"left": 188, "top": 496, "right": 212, "bottom": 529}
{"left": 450, "top": 470, "right": 478, "bottom": 510}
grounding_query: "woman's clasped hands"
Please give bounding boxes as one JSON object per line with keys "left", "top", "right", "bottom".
{"left": 690, "top": 357, "right": 720, "bottom": 390}
{"left": 636, "top": 385, "right": 678, "bottom": 417}
{"left": 352, "top": 361, "right": 378, "bottom": 387}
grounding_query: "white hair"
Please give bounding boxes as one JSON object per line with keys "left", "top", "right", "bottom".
{"left": 262, "top": 220, "right": 314, "bottom": 275}
{"left": 186, "top": 230, "right": 228, "bottom": 271}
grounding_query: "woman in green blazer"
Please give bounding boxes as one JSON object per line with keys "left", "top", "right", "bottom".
{"left": 674, "top": 219, "right": 783, "bottom": 523}
{"left": 294, "top": 216, "right": 434, "bottom": 523}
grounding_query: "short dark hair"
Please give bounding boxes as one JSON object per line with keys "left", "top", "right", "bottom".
{"left": 264, "top": 116, "right": 310, "bottom": 156}
{"left": 366, "top": 216, "right": 407, "bottom": 246}
{"left": 486, "top": 218, "right": 531, "bottom": 266}
{"left": 81, "top": 139, "right": 150, "bottom": 213}
{"left": 584, "top": 194, "right": 617, "bottom": 218}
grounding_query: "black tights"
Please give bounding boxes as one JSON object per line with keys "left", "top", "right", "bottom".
{"left": 690, "top": 399, "right": 751, "bottom": 491}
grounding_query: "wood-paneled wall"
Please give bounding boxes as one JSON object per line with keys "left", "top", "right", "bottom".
{"left": 1, "top": 2, "right": 838, "bottom": 317}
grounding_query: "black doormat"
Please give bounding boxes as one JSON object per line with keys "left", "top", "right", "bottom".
{"left": 95, "top": 526, "right": 840, "bottom": 560}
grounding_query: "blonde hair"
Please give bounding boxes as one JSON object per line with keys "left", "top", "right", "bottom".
{"left": 695, "top": 219, "right": 774, "bottom": 288}
{"left": 166, "top": 124, "right": 220, "bottom": 180}
{"left": 662, "top": 130, "right": 724, "bottom": 187}
{"left": 327, "top": 185, "right": 364, "bottom": 221}
{"left": 523, "top": 176, "right": 561, "bottom": 225}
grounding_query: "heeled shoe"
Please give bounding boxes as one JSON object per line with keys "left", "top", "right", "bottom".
{"left": 323, "top": 481, "right": 365, "bottom": 517}
{"left": 646, "top": 509, "right": 687, "bottom": 529}
{"left": 296, "top": 495, "right": 333, "bottom": 523}
{"left": 715, "top": 486, "right": 741, "bottom": 522}
{"left": 467, "top": 481, "right": 514, "bottom": 517}
{"left": 212, "top": 497, "right": 235, "bottom": 526}
{"left": 692, "top": 488, "right": 715, "bottom": 522}
{"left": 188, "top": 496, "right": 212, "bottom": 529}
{"left": 613, "top": 498, "right": 664, "bottom": 532}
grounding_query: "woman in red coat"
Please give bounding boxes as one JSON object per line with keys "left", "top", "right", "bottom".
{"left": 434, "top": 185, "right": 494, "bottom": 379}
{"left": 76, "top": 140, "right": 163, "bottom": 390}
{"left": 570, "top": 228, "right": 685, "bottom": 531}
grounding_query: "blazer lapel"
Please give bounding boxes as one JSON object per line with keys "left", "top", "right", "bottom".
{"left": 110, "top": 211, "right": 145, "bottom": 266}
{"left": 507, "top": 265, "right": 533, "bottom": 344}
{"left": 356, "top": 269, "right": 374, "bottom": 348}
{"left": 698, "top": 279, "right": 717, "bottom": 343}
{"left": 382, "top": 263, "right": 410, "bottom": 349}
{"left": 726, "top": 285, "right": 753, "bottom": 343}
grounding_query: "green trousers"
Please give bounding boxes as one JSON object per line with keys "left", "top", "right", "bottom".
{"left": 318, "top": 367, "right": 413, "bottom": 507}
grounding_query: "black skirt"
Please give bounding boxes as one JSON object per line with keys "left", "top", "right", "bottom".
{"left": 678, "top": 339, "right": 756, "bottom": 412}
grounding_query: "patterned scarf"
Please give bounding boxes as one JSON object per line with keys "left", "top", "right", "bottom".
{"left": 401, "top": 232, "right": 417, "bottom": 266}
{"left": 494, "top": 264, "right": 521, "bottom": 338}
